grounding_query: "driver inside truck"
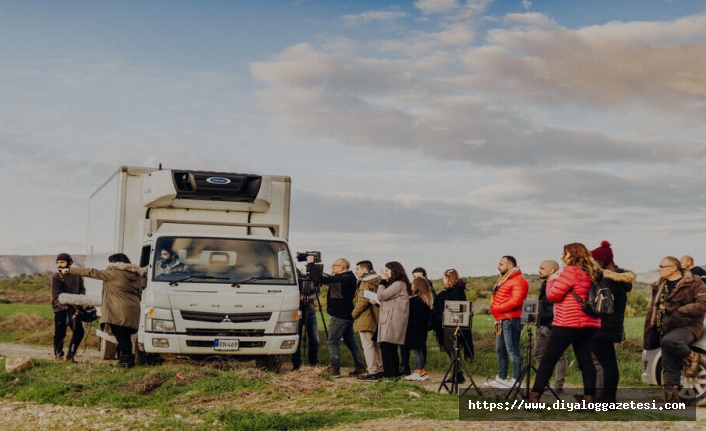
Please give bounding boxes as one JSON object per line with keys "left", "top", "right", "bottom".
{"left": 156, "top": 248, "right": 186, "bottom": 275}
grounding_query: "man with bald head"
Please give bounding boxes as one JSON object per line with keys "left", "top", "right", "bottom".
{"left": 310, "top": 257, "right": 366, "bottom": 377}
{"left": 680, "top": 255, "right": 706, "bottom": 281}
{"left": 534, "top": 260, "right": 566, "bottom": 394}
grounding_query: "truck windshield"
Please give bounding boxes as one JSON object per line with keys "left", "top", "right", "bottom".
{"left": 152, "top": 237, "right": 296, "bottom": 285}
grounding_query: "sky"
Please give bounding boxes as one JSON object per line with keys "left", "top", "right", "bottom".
{"left": 1, "top": 0, "right": 706, "bottom": 277}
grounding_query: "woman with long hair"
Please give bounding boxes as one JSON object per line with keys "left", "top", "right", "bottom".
{"left": 404, "top": 277, "right": 433, "bottom": 381}
{"left": 528, "top": 243, "right": 601, "bottom": 405}
{"left": 432, "top": 268, "right": 473, "bottom": 382}
{"left": 377, "top": 261, "right": 411, "bottom": 379}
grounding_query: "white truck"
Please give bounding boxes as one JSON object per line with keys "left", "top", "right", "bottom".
{"left": 85, "top": 166, "right": 300, "bottom": 370}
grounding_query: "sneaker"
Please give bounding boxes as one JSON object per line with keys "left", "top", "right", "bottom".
{"left": 358, "top": 373, "right": 382, "bottom": 382}
{"left": 419, "top": 373, "right": 429, "bottom": 381}
{"left": 327, "top": 366, "right": 340, "bottom": 377}
{"left": 488, "top": 376, "right": 515, "bottom": 389}
{"left": 348, "top": 366, "right": 367, "bottom": 376}
{"left": 404, "top": 373, "right": 422, "bottom": 381}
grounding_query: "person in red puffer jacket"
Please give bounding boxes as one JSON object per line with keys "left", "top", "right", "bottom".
{"left": 528, "top": 243, "right": 601, "bottom": 406}
{"left": 488, "top": 256, "right": 529, "bottom": 389}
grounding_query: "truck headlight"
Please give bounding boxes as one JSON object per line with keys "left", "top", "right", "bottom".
{"left": 274, "top": 310, "right": 300, "bottom": 334}
{"left": 151, "top": 320, "right": 176, "bottom": 332}
{"left": 145, "top": 307, "right": 175, "bottom": 333}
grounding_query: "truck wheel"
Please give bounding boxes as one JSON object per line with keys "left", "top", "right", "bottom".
{"left": 681, "top": 357, "right": 706, "bottom": 405}
{"left": 255, "top": 355, "right": 283, "bottom": 372}
{"left": 101, "top": 337, "right": 117, "bottom": 360}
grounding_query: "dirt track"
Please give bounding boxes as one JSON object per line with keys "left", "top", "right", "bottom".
{"left": 2, "top": 343, "right": 705, "bottom": 430}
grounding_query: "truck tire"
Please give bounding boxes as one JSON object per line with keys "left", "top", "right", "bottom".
{"left": 101, "top": 337, "right": 118, "bottom": 360}
{"left": 255, "top": 355, "right": 283, "bottom": 372}
{"left": 133, "top": 338, "right": 163, "bottom": 366}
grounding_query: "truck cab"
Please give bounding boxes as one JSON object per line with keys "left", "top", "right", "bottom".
{"left": 139, "top": 234, "right": 299, "bottom": 369}
{"left": 86, "top": 166, "right": 299, "bottom": 370}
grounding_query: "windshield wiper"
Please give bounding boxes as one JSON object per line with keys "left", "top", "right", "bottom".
{"left": 231, "top": 276, "right": 288, "bottom": 287}
{"left": 169, "top": 275, "right": 231, "bottom": 286}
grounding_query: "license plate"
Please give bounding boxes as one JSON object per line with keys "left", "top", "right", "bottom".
{"left": 214, "top": 339, "right": 239, "bottom": 351}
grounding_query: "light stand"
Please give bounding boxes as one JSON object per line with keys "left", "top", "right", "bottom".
{"left": 438, "top": 326, "right": 482, "bottom": 396}
{"left": 503, "top": 325, "right": 559, "bottom": 401}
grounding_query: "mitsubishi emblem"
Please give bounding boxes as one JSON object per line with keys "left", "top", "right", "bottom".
{"left": 222, "top": 314, "right": 232, "bottom": 323}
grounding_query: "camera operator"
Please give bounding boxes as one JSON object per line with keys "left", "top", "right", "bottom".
{"left": 308, "top": 256, "right": 366, "bottom": 377}
{"left": 292, "top": 265, "right": 319, "bottom": 370}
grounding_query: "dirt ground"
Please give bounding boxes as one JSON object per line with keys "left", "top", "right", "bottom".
{"left": 2, "top": 343, "right": 705, "bottom": 430}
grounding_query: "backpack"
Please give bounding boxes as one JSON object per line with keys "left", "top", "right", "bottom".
{"left": 569, "top": 272, "right": 614, "bottom": 318}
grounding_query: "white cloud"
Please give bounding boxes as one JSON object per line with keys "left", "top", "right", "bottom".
{"left": 414, "top": 0, "right": 460, "bottom": 14}
{"left": 341, "top": 7, "right": 408, "bottom": 27}
{"left": 469, "top": 13, "right": 706, "bottom": 111}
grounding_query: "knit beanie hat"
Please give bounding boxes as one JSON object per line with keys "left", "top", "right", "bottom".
{"left": 56, "top": 253, "right": 73, "bottom": 266}
{"left": 591, "top": 241, "right": 614, "bottom": 266}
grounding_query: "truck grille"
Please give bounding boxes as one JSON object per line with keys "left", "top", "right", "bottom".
{"left": 180, "top": 311, "right": 272, "bottom": 323}
{"left": 186, "top": 340, "right": 266, "bottom": 348}
{"left": 185, "top": 328, "right": 265, "bottom": 337}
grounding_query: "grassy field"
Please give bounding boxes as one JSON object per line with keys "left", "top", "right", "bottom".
{"left": 1, "top": 307, "right": 695, "bottom": 429}
{"left": 0, "top": 302, "right": 649, "bottom": 387}
{"left": 0, "top": 273, "right": 682, "bottom": 430}
{"left": 0, "top": 303, "right": 53, "bottom": 319}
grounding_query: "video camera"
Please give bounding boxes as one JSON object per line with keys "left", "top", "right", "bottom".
{"left": 296, "top": 251, "right": 321, "bottom": 263}
{"left": 296, "top": 251, "right": 324, "bottom": 296}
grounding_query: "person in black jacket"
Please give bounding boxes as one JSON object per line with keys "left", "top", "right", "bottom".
{"left": 534, "top": 260, "right": 566, "bottom": 394}
{"left": 432, "top": 268, "right": 473, "bottom": 382}
{"left": 680, "top": 255, "right": 706, "bottom": 281}
{"left": 591, "top": 241, "right": 635, "bottom": 403}
{"left": 404, "top": 277, "right": 433, "bottom": 381}
{"left": 398, "top": 267, "right": 437, "bottom": 375}
{"left": 311, "top": 257, "right": 366, "bottom": 377}
{"left": 51, "top": 253, "right": 85, "bottom": 362}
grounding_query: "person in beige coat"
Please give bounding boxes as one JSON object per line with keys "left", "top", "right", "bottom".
{"left": 64, "top": 253, "right": 146, "bottom": 368}
{"left": 377, "top": 261, "right": 411, "bottom": 379}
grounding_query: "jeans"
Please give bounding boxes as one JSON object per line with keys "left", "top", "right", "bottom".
{"left": 327, "top": 316, "right": 365, "bottom": 369}
{"left": 661, "top": 327, "right": 696, "bottom": 387}
{"left": 292, "top": 311, "right": 319, "bottom": 369}
{"left": 412, "top": 349, "right": 425, "bottom": 370}
{"left": 532, "top": 326, "right": 596, "bottom": 395}
{"left": 496, "top": 318, "right": 522, "bottom": 380}
{"left": 534, "top": 325, "right": 566, "bottom": 389}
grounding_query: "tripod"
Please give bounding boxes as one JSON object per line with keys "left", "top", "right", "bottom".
{"left": 504, "top": 325, "right": 559, "bottom": 400}
{"left": 296, "top": 273, "right": 328, "bottom": 368}
{"left": 438, "top": 326, "right": 482, "bottom": 396}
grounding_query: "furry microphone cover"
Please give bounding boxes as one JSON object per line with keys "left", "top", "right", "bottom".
{"left": 58, "top": 293, "right": 102, "bottom": 307}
